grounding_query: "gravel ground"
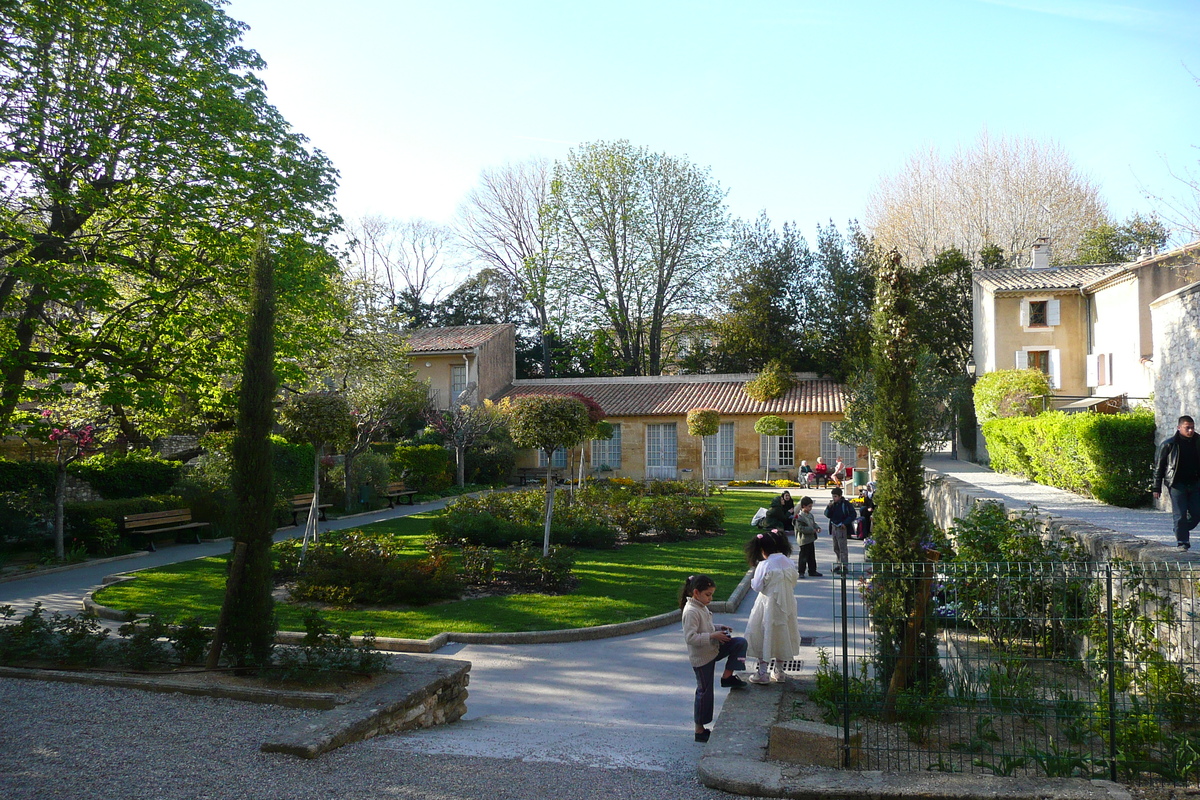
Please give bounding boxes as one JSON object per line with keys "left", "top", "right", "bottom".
{"left": 0, "top": 679, "right": 749, "bottom": 800}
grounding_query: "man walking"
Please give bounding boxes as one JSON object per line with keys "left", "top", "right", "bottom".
{"left": 823, "top": 487, "right": 857, "bottom": 574}
{"left": 1154, "top": 415, "right": 1200, "bottom": 551}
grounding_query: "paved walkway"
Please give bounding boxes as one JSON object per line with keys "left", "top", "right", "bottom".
{"left": 0, "top": 471, "right": 1171, "bottom": 798}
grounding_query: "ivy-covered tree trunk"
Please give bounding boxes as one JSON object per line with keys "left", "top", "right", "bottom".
{"left": 220, "top": 237, "right": 278, "bottom": 669}
{"left": 867, "top": 250, "right": 941, "bottom": 709}
{"left": 542, "top": 448, "right": 555, "bottom": 557}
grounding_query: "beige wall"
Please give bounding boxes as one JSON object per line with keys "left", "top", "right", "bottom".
{"left": 411, "top": 354, "right": 470, "bottom": 409}
{"left": 515, "top": 413, "right": 855, "bottom": 482}
{"left": 990, "top": 293, "right": 1088, "bottom": 394}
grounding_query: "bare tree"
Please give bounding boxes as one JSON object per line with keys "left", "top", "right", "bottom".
{"left": 554, "top": 140, "right": 728, "bottom": 376}
{"left": 456, "top": 158, "right": 564, "bottom": 374}
{"left": 866, "top": 131, "right": 1109, "bottom": 266}
{"left": 346, "top": 216, "right": 453, "bottom": 327}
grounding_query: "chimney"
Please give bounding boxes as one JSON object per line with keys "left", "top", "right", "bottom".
{"left": 1031, "top": 237, "right": 1051, "bottom": 269}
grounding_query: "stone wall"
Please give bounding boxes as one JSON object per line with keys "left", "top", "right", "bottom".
{"left": 1151, "top": 279, "right": 1200, "bottom": 510}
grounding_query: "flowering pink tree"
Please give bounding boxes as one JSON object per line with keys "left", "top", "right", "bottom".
{"left": 41, "top": 409, "right": 101, "bottom": 560}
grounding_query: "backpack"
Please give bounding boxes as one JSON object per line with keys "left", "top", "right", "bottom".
{"left": 751, "top": 507, "right": 768, "bottom": 528}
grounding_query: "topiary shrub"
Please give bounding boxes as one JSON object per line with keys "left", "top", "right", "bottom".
{"left": 391, "top": 443, "right": 454, "bottom": 493}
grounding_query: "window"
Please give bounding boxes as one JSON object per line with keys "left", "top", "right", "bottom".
{"left": 1016, "top": 348, "right": 1061, "bottom": 389}
{"left": 759, "top": 421, "right": 794, "bottom": 469}
{"left": 646, "top": 423, "right": 678, "bottom": 479}
{"left": 450, "top": 364, "right": 467, "bottom": 401}
{"left": 820, "top": 422, "right": 858, "bottom": 467}
{"left": 1027, "top": 349, "right": 1050, "bottom": 373}
{"left": 538, "top": 448, "right": 568, "bottom": 468}
{"left": 1028, "top": 300, "right": 1048, "bottom": 327}
{"left": 591, "top": 423, "right": 621, "bottom": 469}
{"left": 1087, "top": 353, "right": 1112, "bottom": 387}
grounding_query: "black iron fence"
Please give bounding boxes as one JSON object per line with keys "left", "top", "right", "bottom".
{"left": 818, "top": 561, "right": 1200, "bottom": 785}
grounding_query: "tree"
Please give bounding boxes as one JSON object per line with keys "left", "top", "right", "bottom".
{"left": 346, "top": 216, "right": 454, "bottom": 328}
{"left": 864, "top": 250, "right": 939, "bottom": 709}
{"left": 866, "top": 131, "right": 1108, "bottom": 267}
{"left": 425, "top": 397, "right": 505, "bottom": 487}
{"left": 566, "top": 392, "right": 606, "bottom": 493}
{"left": 797, "top": 222, "right": 876, "bottom": 381}
{"left": 754, "top": 415, "right": 788, "bottom": 483}
{"left": 687, "top": 408, "right": 720, "bottom": 491}
{"left": 216, "top": 236, "right": 278, "bottom": 669}
{"left": 1076, "top": 212, "right": 1170, "bottom": 264}
{"left": 683, "top": 214, "right": 812, "bottom": 374}
{"left": 432, "top": 268, "right": 527, "bottom": 328}
{"left": 554, "top": 140, "right": 728, "bottom": 376}
{"left": 457, "top": 158, "right": 565, "bottom": 377}
{"left": 36, "top": 404, "right": 102, "bottom": 561}
{"left": 278, "top": 391, "right": 351, "bottom": 556}
{"left": 0, "top": 0, "right": 340, "bottom": 432}
{"left": 505, "top": 395, "right": 592, "bottom": 555}
{"left": 744, "top": 360, "right": 795, "bottom": 402}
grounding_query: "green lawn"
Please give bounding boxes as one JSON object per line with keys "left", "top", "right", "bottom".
{"left": 93, "top": 491, "right": 770, "bottom": 639}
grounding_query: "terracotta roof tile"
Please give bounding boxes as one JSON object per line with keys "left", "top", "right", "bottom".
{"left": 404, "top": 324, "right": 513, "bottom": 352}
{"left": 974, "top": 265, "right": 1122, "bottom": 293}
{"left": 500, "top": 375, "right": 846, "bottom": 417}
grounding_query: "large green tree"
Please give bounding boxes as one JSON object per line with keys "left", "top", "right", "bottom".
{"left": 798, "top": 221, "right": 876, "bottom": 381}
{"left": 0, "top": 0, "right": 340, "bottom": 433}
{"left": 1076, "top": 212, "right": 1170, "bottom": 264}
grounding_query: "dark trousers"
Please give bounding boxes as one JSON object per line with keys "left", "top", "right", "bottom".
{"left": 693, "top": 637, "right": 747, "bottom": 726}
{"left": 1169, "top": 481, "right": 1200, "bottom": 545}
{"left": 799, "top": 541, "right": 818, "bottom": 575}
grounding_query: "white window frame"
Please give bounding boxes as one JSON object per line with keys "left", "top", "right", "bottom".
{"left": 646, "top": 422, "right": 678, "bottom": 479}
{"left": 1020, "top": 297, "right": 1060, "bottom": 330}
{"left": 759, "top": 421, "right": 794, "bottom": 469}
{"left": 450, "top": 364, "right": 467, "bottom": 401}
{"left": 704, "top": 422, "right": 735, "bottom": 481}
{"left": 820, "top": 421, "right": 858, "bottom": 468}
{"left": 590, "top": 423, "right": 622, "bottom": 470}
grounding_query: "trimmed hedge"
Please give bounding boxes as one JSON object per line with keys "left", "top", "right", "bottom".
{"left": 70, "top": 452, "right": 182, "bottom": 499}
{"left": 0, "top": 460, "right": 56, "bottom": 496}
{"left": 981, "top": 410, "right": 1155, "bottom": 507}
{"left": 64, "top": 495, "right": 185, "bottom": 552}
{"left": 391, "top": 444, "right": 454, "bottom": 493}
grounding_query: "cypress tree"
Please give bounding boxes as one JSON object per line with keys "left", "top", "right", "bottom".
{"left": 220, "top": 236, "right": 279, "bottom": 668}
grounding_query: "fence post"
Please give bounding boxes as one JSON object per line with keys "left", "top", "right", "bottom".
{"left": 841, "top": 565, "right": 851, "bottom": 768}
{"left": 1106, "top": 562, "right": 1117, "bottom": 782}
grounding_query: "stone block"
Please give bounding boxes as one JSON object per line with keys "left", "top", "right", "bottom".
{"left": 768, "top": 718, "right": 860, "bottom": 767}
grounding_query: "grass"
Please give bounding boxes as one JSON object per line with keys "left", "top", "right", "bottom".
{"left": 93, "top": 491, "right": 773, "bottom": 639}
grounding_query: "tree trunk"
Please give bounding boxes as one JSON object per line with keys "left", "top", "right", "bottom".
{"left": 343, "top": 451, "right": 355, "bottom": 511}
{"left": 53, "top": 463, "right": 66, "bottom": 561}
{"left": 456, "top": 444, "right": 466, "bottom": 486}
{"left": 542, "top": 450, "right": 555, "bottom": 557}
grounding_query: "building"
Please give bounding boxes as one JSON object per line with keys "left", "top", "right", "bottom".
{"left": 972, "top": 240, "right": 1200, "bottom": 404}
{"left": 500, "top": 373, "right": 858, "bottom": 482}
{"left": 404, "top": 324, "right": 515, "bottom": 409}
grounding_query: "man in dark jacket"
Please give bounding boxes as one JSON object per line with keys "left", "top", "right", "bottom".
{"left": 823, "top": 488, "right": 856, "bottom": 573}
{"left": 1154, "top": 415, "right": 1200, "bottom": 551}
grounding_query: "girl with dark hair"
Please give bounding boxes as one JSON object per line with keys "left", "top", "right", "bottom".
{"left": 744, "top": 529, "right": 800, "bottom": 684}
{"left": 680, "top": 574, "right": 747, "bottom": 742}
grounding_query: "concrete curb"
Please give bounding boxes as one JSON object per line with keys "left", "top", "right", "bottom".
{"left": 84, "top": 567, "right": 756, "bottom": 652}
{"left": 0, "top": 550, "right": 151, "bottom": 585}
{"left": 699, "top": 681, "right": 1132, "bottom": 800}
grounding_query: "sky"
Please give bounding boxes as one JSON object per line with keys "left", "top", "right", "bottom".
{"left": 223, "top": 0, "right": 1200, "bottom": 250}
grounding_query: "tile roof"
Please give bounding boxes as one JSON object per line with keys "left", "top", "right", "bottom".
{"left": 974, "top": 265, "right": 1123, "bottom": 294}
{"left": 404, "top": 324, "right": 513, "bottom": 352}
{"left": 500, "top": 375, "right": 846, "bottom": 417}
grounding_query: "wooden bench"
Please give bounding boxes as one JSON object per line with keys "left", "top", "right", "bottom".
{"left": 385, "top": 481, "right": 417, "bottom": 508}
{"left": 122, "top": 509, "right": 210, "bottom": 552}
{"left": 515, "top": 466, "right": 564, "bottom": 486}
{"left": 291, "top": 493, "right": 332, "bottom": 526}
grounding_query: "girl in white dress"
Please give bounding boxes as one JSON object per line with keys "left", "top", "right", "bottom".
{"left": 744, "top": 529, "right": 800, "bottom": 683}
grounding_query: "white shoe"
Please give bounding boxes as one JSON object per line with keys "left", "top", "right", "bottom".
{"left": 748, "top": 672, "right": 771, "bottom": 685}
{"left": 771, "top": 669, "right": 788, "bottom": 682}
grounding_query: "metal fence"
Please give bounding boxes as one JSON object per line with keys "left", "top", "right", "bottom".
{"left": 821, "top": 561, "right": 1200, "bottom": 785}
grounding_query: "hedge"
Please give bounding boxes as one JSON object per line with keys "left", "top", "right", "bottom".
{"left": 981, "top": 410, "right": 1156, "bottom": 507}
{"left": 63, "top": 495, "right": 185, "bottom": 552}
{"left": 70, "top": 452, "right": 182, "bottom": 499}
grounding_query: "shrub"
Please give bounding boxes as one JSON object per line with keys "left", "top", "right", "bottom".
{"left": 71, "top": 452, "right": 182, "bottom": 499}
{"left": 116, "top": 616, "right": 172, "bottom": 670}
{"left": 267, "top": 610, "right": 387, "bottom": 685}
{"left": 170, "top": 617, "right": 213, "bottom": 665}
{"left": 0, "top": 459, "right": 56, "bottom": 496}
{"left": 0, "top": 603, "right": 111, "bottom": 667}
{"left": 744, "top": 360, "right": 794, "bottom": 402}
{"left": 63, "top": 495, "right": 184, "bottom": 550}
{"left": 391, "top": 444, "right": 454, "bottom": 493}
{"left": 981, "top": 410, "right": 1155, "bottom": 507}
{"left": 973, "top": 369, "right": 1051, "bottom": 422}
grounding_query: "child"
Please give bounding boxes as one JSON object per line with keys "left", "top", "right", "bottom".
{"left": 744, "top": 529, "right": 800, "bottom": 684}
{"left": 680, "top": 574, "right": 748, "bottom": 743}
{"left": 824, "top": 487, "right": 857, "bottom": 574}
{"left": 793, "top": 496, "right": 822, "bottom": 577}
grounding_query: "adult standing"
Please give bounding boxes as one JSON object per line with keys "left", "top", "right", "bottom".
{"left": 1154, "top": 415, "right": 1200, "bottom": 551}
{"left": 823, "top": 487, "right": 857, "bottom": 574}
{"left": 764, "top": 491, "right": 796, "bottom": 535}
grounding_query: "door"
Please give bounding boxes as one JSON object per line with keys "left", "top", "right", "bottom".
{"left": 646, "top": 423, "right": 678, "bottom": 479}
{"left": 704, "top": 422, "right": 735, "bottom": 481}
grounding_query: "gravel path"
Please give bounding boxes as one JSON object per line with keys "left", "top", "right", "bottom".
{"left": 0, "top": 679, "right": 742, "bottom": 800}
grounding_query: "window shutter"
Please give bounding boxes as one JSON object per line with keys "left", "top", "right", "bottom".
{"left": 1086, "top": 354, "right": 1098, "bottom": 387}
{"left": 1015, "top": 350, "right": 1029, "bottom": 369}
{"left": 1047, "top": 299, "right": 1061, "bottom": 326}
{"left": 1020, "top": 300, "right": 1030, "bottom": 327}
{"left": 1101, "top": 353, "right": 1111, "bottom": 386}
{"left": 1049, "top": 349, "right": 1062, "bottom": 389}
{"left": 759, "top": 434, "right": 769, "bottom": 468}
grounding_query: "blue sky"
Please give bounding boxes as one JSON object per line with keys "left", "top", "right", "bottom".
{"left": 225, "top": 0, "right": 1200, "bottom": 244}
